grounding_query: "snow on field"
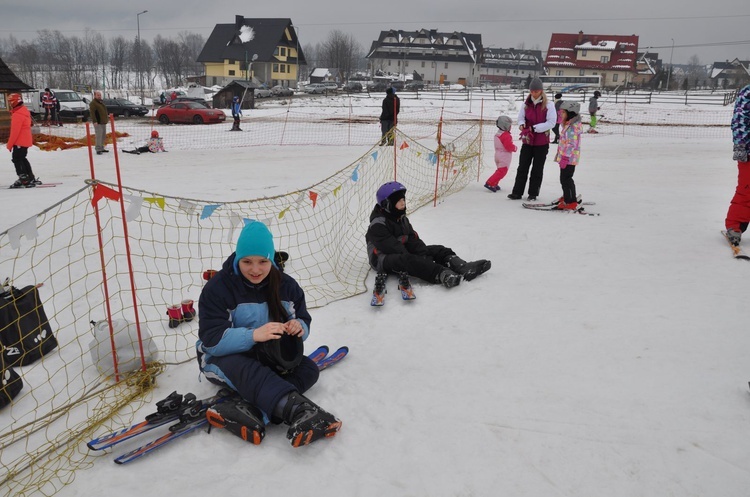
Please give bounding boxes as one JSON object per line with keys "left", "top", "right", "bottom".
{"left": 3, "top": 94, "right": 749, "bottom": 497}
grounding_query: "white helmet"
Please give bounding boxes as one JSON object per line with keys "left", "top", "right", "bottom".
{"left": 495, "top": 115, "right": 512, "bottom": 131}
{"left": 560, "top": 101, "right": 580, "bottom": 114}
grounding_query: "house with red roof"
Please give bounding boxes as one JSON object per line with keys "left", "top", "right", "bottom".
{"left": 545, "top": 31, "right": 639, "bottom": 89}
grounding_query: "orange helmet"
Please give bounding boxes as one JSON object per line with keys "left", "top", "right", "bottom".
{"left": 7, "top": 93, "right": 23, "bottom": 108}
{"left": 151, "top": 130, "right": 159, "bottom": 138}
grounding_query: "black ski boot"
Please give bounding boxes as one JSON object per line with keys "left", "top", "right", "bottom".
{"left": 10, "top": 174, "right": 34, "bottom": 189}
{"left": 282, "top": 391, "right": 341, "bottom": 448}
{"left": 437, "top": 268, "right": 461, "bottom": 288}
{"left": 398, "top": 272, "right": 416, "bottom": 299}
{"left": 447, "top": 256, "right": 491, "bottom": 282}
{"left": 207, "top": 398, "right": 266, "bottom": 444}
{"left": 372, "top": 272, "right": 387, "bottom": 305}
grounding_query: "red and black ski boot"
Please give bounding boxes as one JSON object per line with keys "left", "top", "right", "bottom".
{"left": 181, "top": 299, "right": 196, "bottom": 322}
{"left": 166, "top": 304, "right": 183, "bottom": 328}
{"left": 282, "top": 391, "right": 341, "bottom": 448}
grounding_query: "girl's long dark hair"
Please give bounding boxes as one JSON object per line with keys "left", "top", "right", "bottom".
{"left": 265, "top": 266, "right": 289, "bottom": 323}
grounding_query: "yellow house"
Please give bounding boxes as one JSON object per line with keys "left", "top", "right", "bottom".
{"left": 197, "top": 16, "right": 305, "bottom": 89}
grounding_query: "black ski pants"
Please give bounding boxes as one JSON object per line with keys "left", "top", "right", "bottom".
{"left": 511, "top": 144, "right": 549, "bottom": 198}
{"left": 376, "top": 244, "right": 455, "bottom": 284}
{"left": 559, "top": 165, "right": 577, "bottom": 203}
{"left": 11, "top": 146, "right": 34, "bottom": 178}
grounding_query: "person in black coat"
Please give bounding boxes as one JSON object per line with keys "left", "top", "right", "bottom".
{"left": 379, "top": 87, "right": 400, "bottom": 145}
{"left": 365, "top": 182, "right": 491, "bottom": 289}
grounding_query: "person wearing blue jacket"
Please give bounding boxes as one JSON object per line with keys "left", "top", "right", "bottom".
{"left": 230, "top": 95, "right": 242, "bottom": 131}
{"left": 196, "top": 221, "right": 341, "bottom": 447}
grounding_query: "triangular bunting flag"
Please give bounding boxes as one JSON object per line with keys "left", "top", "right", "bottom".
{"left": 201, "top": 204, "right": 221, "bottom": 220}
{"left": 371, "top": 151, "right": 378, "bottom": 161}
{"left": 333, "top": 185, "right": 342, "bottom": 197}
{"left": 399, "top": 141, "right": 409, "bottom": 150}
{"left": 144, "top": 197, "right": 166, "bottom": 210}
{"left": 278, "top": 207, "right": 290, "bottom": 219}
{"left": 7, "top": 217, "right": 38, "bottom": 250}
{"left": 124, "top": 195, "right": 144, "bottom": 222}
{"left": 178, "top": 199, "right": 198, "bottom": 215}
{"left": 351, "top": 164, "right": 360, "bottom": 182}
{"left": 91, "top": 183, "right": 121, "bottom": 206}
{"left": 309, "top": 191, "right": 318, "bottom": 208}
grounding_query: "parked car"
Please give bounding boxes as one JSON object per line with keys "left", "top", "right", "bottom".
{"left": 271, "top": 85, "right": 294, "bottom": 97}
{"left": 343, "top": 82, "right": 363, "bottom": 93}
{"left": 102, "top": 98, "right": 149, "bottom": 117}
{"left": 390, "top": 81, "right": 405, "bottom": 90}
{"left": 170, "top": 96, "right": 211, "bottom": 107}
{"left": 366, "top": 81, "right": 388, "bottom": 92}
{"left": 322, "top": 82, "right": 339, "bottom": 91}
{"left": 254, "top": 88, "right": 273, "bottom": 98}
{"left": 156, "top": 101, "right": 226, "bottom": 124}
{"left": 404, "top": 81, "right": 425, "bottom": 91}
{"left": 303, "top": 83, "right": 327, "bottom": 94}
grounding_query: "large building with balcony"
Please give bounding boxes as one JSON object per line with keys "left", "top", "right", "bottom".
{"left": 366, "top": 29, "right": 482, "bottom": 86}
{"left": 545, "top": 31, "right": 639, "bottom": 89}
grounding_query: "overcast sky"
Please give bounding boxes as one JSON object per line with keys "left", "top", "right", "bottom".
{"left": 1, "top": 1, "right": 749, "bottom": 66}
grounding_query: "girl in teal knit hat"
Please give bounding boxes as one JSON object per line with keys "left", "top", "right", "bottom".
{"left": 196, "top": 221, "right": 341, "bottom": 448}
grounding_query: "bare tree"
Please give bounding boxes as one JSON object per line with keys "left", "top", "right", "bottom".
{"left": 178, "top": 31, "right": 205, "bottom": 78}
{"left": 109, "top": 36, "right": 130, "bottom": 89}
{"left": 318, "top": 30, "right": 362, "bottom": 81}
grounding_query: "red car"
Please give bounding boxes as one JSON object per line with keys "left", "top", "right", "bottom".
{"left": 156, "top": 101, "right": 226, "bottom": 124}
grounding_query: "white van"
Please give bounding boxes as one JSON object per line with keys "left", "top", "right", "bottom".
{"left": 25, "top": 89, "right": 89, "bottom": 122}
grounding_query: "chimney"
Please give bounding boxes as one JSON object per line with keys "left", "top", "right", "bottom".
{"left": 235, "top": 15, "right": 244, "bottom": 30}
{"left": 577, "top": 31, "right": 584, "bottom": 44}
{"left": 592, "top": 36, "right": 598, "bottom": 45}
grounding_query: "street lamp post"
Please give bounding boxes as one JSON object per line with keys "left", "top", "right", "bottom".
{"left": 666, "top": 38, "right": 674, "bottom": 91}
{"left": 136, "top": 10, "right": 148, "bottom": 104}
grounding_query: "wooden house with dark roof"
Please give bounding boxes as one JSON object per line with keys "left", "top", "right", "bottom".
{"left": 0, "top": 56, "right": 33, "bottom": 142}
{"left": 710, "top": 59, "right": 750, "bottom": 89}
{"left": 197, "top": 16, "right": 305, "bottom": 89}
{"left": 545, "top": 31, "right": 639, "bottom": 88}
{"left": 366, "top": 29, "right": 483, "bottom": 86}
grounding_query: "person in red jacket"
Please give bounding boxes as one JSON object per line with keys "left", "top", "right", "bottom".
{"left": 6, "top": 93, "right": 39, "bottom": 188}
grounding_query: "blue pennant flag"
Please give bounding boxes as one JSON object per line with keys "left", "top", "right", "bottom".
{"left": 201, "top": 204, "right": 221, "bottom": 219}
{"left": 351, "top": 164, "right": 360, "bottom": 182}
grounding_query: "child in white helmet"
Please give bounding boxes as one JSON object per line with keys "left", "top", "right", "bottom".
{"left": 555, "top": 101, "right": 584, "bottom": 210}
{"left": 484, "top": 115, "right": 517, "bottom": 193}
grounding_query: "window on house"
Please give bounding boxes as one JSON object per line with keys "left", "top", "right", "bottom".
{"left": 404, "top": 61, "right": 409, "bottom": 67}
{"left": 579, "top": 69, "right": 585, "bottom": 76}
{"left": 280, "top": 47, "right": 286, "bottom": 56}
{"left": 613, "top": 74, "right": 619, "bottom": 82}
{"left": 388, "top": 60, "right": 392, "bottom": 66}
{"left": 556, "top": 70, "right": 563, "bottom": 76}
{"left": 273, "top": 48, "right": 279, "bottom": 56}
{"left": 444, "top": 62, "right": 449, "bottom": 69}
{"left": 273, "top": 63, "right": 279, "bottom": 72}
{"left": 582, "top": 50, "right": 587, "bottom": 56}
{"left": 228, "top": 59, "right": 235, "bottom": 65}
{"left": 228, "top": 70, "right": 235, "bottom": 76}
{"left": 601, "top": 56, "right": 609, "bottom": 63}
{"left": 281, "top": 64, "right": 286, "bottom": 73}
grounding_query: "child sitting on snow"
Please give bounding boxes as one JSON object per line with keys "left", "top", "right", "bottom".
{"left": 122, "top": 130, "right": 166, "bottom": 155}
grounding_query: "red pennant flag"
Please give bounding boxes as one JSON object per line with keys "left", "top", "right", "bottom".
{"left": 91, "top": 184, "right": 122, "bottom": 206}
{"left": 399, "top": 141, "right": 409, "bottom": 150}
{"left": 309, "top": 191, "right": 318, "bottom": 208}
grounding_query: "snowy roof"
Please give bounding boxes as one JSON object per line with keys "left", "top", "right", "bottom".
{"left": 575, "top": 40, "right": 618, "bottom": 51}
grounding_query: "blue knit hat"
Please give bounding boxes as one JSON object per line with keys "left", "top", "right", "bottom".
{"left": 234, "top": 221, "right": 276, "bottom": 269}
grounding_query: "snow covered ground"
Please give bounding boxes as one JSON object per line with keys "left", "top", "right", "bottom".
{"left": 3, "top": 95, "right": 749, "bottom": 497}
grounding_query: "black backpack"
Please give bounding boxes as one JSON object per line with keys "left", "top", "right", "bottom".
{"left": 0, "top": 284, "right": 58, "bottom": 367}
{"left": 0, "top": 345, "right": 23, "bottom": 409}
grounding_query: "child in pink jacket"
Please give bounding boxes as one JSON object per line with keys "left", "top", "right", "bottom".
{"left": 484, "top": 115, "right": 517, "bottom": 192}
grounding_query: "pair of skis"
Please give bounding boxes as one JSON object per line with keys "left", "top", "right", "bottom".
{"left": 371, "top": 272, "right": 416, "bottom": 306}
{"left": 87, "top": 345, "right": 348, "bottom": 464}
{"left": 522, "top": 198, "right": 600, "bottom": 216}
